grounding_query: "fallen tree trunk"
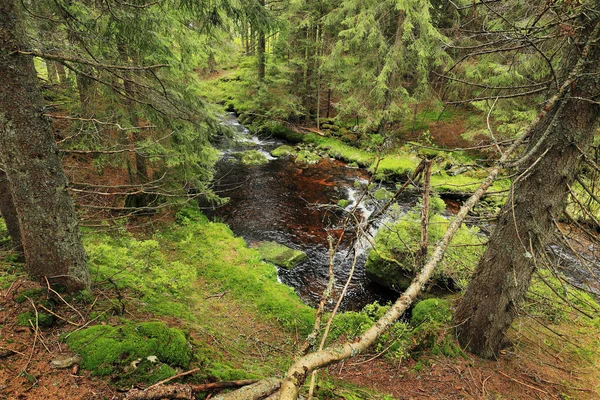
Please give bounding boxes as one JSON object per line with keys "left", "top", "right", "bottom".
{"left": 213, "top": 378, "right": 282, "bottom": 400}
{"left": 125, "top": 379, "right": 262, "bottom": 400}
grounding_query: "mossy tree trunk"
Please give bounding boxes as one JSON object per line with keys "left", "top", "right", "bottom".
{"left": 454, "top": 17, "right": 600, "bottom": 359}
{"left": 0, "top": 0, "right": 90, "bottom": 291}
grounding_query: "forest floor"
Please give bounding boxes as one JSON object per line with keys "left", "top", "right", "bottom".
{"left": 1, "top": 261, "right": 598, "bottom": 400}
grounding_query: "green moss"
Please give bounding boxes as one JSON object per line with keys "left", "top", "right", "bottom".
{"left": 411, "top": 299, "right": 451, "bottom": 326}
{"left": 66, "top": 321, "right": 191, "bottom": 383}
{"left": 17, "top": 311, "right": 54, "bottom": 328}
{"left": 164, "top": 206, "right": 315, "bottom": 335}
{"left": 254, "top": 241, "right": 307, "bottom": 270}
{"left": 271, "top": 145, "right": 296, "bottom": 158}
{"left": 337, "top": 199, "right": 350, "bottom": 208}
{"left": 373, "top": 154, "right": 422, "bottom": 181}
{"left": 233, "top": 150, "right": 269, "bottom": 165}
{"left": 303, "top": 134, "right": 375, "bottom": 166}
{"left": 295, "top": 149, "right": 322, "bottom": 165}
{"left": 15, "top": 289, "right": 44, "bottom": 304}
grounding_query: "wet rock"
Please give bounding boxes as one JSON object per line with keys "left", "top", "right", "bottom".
{"left": 232, "top": 150, "right": 269, "bottom": 166}
{"left": 255, "top": 241, "right": 307, "bottom": 270}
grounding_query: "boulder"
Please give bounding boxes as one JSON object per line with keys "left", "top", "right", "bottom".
{"left": 232, "top": 150, "right": 269, "bottom": 165}
{"left": 255, "top": 241, "right": 307, "bottom": 270}
{"left": 271, "top": 145, "right": 296, "bottom": 158}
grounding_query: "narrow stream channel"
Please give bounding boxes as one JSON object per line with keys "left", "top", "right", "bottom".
{"left": 204, "top": 114, "right": 399, "bottom": 310}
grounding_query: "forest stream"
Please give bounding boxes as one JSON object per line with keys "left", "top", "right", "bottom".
{"left": 205, "top": 114, "right": 600, "bottom": 311}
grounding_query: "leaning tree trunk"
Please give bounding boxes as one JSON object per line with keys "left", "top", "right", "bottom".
{"left": 0, "top": 169, "right": 23, "bottom": 255}
{"left": 454, "top": 18, "right": 600, "bottom": 359}
{"left": 0, "top": 0, "right": 90, "bottom": 291}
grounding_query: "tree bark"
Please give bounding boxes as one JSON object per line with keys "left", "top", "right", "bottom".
{"left": 454, "top": 17, "right": 600, "bottom": 359}
{"left": 0, "top": 169, "right": 23, "bottom": 255}
{"left": 0, "top": 0, "right": 90, "bottom": 291}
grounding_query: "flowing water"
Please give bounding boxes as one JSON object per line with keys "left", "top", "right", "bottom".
{"left": 205, "top": 114, "right": 399, "bottom": 310}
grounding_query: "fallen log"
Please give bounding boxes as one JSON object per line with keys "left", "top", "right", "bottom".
{"left": 125, "top": 379, "right": 260, "bottom": 400}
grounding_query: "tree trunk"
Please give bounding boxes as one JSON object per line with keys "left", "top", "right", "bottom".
{"left": 454, "top": 18, "right": 600, "bottom": 359}
{"left": 257, "top": 0, "right": 266, "bottom": 82}
{"left": 0, "top": 0, "right": 90, "bottom": 291}
{"left": 55, "top": 62, "right": 67, "bottom": 83}
{"left": 46, "top": 60, "right": 58, "bottom": 83}
{"left": 0, "top": 169, "right": 23, "bottom": 255}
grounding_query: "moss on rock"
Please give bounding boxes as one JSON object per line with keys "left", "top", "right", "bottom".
{"left": 271, "top": 145, "right": 296, "bottom": 158}
{"left": 66, "top": 321, "right": 191, "bottom": 383}
{"left": 295, "top": 150, "right": 322, "bottom": 165}
{"left": 255, "top": 241, "right": 307, "bottom": 270}
{"left": 233, "top": 150, "right": 269, "bottom": 166}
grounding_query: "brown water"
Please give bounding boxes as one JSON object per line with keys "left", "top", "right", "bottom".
{"left": 205, "top": 114, "right": 398, "bottom": 310}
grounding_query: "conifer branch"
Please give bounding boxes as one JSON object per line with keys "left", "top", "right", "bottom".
{"left": 16, "top": 50, "right": 169, "bottom": 71}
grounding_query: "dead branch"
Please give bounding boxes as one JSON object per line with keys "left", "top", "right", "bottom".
{"left": 124, "top": 379, "right": 263, "bottom": 400}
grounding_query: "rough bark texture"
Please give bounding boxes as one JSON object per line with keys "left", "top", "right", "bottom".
{"left": 454, "top": 18, "right": 600, "bottom": 359}
{"left": 0, "top": 0, "right": 90, "bottom": 290}
{"left": 0, "top": 169, "right": 23, "bottom": 254}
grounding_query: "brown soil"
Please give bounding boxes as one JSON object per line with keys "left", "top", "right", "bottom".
{"left": 0, "top": 279, "right": 119, "bottom": 400}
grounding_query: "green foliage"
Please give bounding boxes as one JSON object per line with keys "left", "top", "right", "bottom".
{"left": 66, "top": 322, "right": 190, "bottom": 383}
{"left": 337, "top": 199, "right": 351, "bottom": 208}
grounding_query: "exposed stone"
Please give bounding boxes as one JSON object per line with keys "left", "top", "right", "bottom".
{"left": 255, "top": 241, "right": 307, "bottom": 270}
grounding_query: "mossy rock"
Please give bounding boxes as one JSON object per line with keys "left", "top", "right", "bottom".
{"left": 66, "top": 321, "right": 191, "bottom": 384}
{"left": 295, "top": 150, "right": 321, "bottom": 165}
{"left": 365, "top": 255, "right": 413, "bottom": 291}
{"left": 233, "top": 150, "right": 269, "bottom": 166}
{"left": 17, "top": 311, "right": 54, "bottom": 328}
{"left": 321, "top": 123, "right": 340, "bottom": 132}
{"left": 271, "top": 145, "right": 296, "bottom": 158}
{"left": 255, "top": 241, "right": 307, "bottom": 270}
